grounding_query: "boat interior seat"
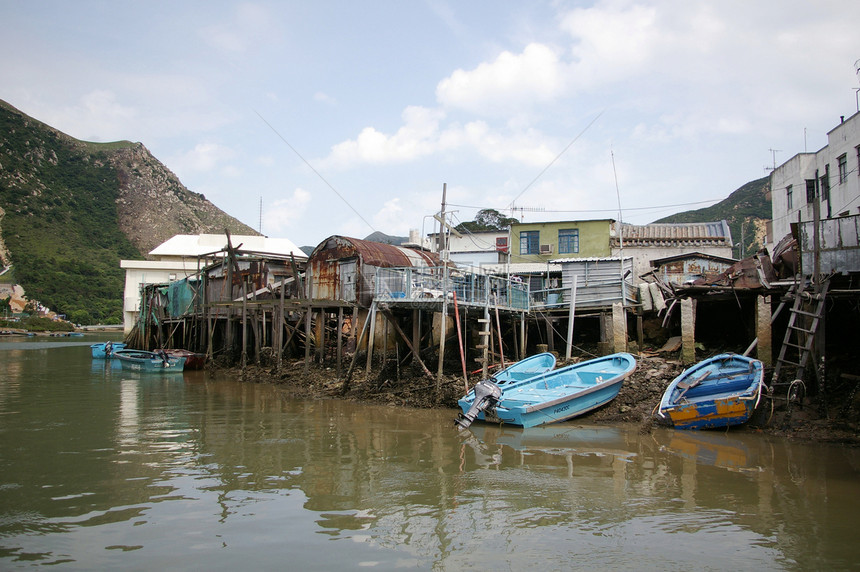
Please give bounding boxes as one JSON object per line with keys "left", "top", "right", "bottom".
{"left": 683, "top": 376, "right": 754, "bottom": 399}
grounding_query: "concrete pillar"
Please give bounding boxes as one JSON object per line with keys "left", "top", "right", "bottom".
{"left": 756, "top": 295, "right": 772, "bottom": 367}
{"left": 611, "top": 302, "right": 627, "bottom": 353}
{"left": 681, "top": 297, "right": 696, "bottom": 364}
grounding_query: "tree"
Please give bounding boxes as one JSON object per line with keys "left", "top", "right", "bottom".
{"left": 455, "top": 209, "right": 519, "bottom": 233}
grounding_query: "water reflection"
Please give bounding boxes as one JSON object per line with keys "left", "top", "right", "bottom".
{"left": 1, "top": 344, "right": 859, "bottom": 569}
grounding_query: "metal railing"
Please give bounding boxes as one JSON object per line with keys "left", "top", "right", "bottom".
{"left": 374, "top": 267, "right": 530, "bottom": 311}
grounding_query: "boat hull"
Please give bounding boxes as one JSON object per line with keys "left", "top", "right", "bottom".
{"left": 458, "top": 353, "right": 636, "bottom": 428}
{"left": 114, "top": 350, "right": 186, "bottom": 373}
{"left": 658, "top": 353, "right": 764, "bottom": 430}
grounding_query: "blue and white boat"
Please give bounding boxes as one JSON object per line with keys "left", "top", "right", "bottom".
{"left": 456, "top": 353, "right": 636, "bottom": 429}
{"left": 657, "top": 353, "right": 764, "bottom": 430}
{"left": 486, "top": 352, "right": 557, "bottom": 387}
{"left": 113, "top": 349, "right": 186, "bottom": 373}
{"left": 90, "top": 341, "right": 127, "bottom": 358}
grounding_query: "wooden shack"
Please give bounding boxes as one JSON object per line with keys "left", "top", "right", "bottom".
{"left": 307, "top": 236, "right": 439, "bottom": 307}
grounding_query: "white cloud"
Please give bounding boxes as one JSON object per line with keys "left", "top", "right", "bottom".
{"left": 199, "top": 3, "right": 277, "bottom": 55}
{"left": 262, "top": 188, "right": 312, "bottom": 234}
{"left": 172, "top": 143, "right": 235, "bottom": 174}
{"left": 436, "top": 43, "right": 566, "bottom": 116}
{"left": 314, "top": 92, "right": 337, "bottom": 106}
{"left": 322, "top": 106, "right": 445, "bottom": 168}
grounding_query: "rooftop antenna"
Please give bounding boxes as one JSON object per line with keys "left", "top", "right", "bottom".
{"left": 855, "top": 58, "right": 860, "bottom": 112}
{"left": 765, "top": 149, "right": 781, "bottom": 172}
{"left": 258, "top": 196, "right": 263, "bottom": 234}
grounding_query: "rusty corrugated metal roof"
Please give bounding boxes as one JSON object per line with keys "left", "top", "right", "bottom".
{"left": 309, "top": 236, "right": 439, "bottom": 267}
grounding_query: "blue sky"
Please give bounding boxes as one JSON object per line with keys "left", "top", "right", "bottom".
{"left": 3, "top": 1, "right": 859, "bottom": 247}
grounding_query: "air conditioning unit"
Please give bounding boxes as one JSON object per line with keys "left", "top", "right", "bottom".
{"left": 539, "top": 244, "right": 553, "bottom": 254}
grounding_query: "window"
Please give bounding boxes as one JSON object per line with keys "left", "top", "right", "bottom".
{"left": 838, "top": 154, "right": 848, "bottom": 184}
{"left": 821, "top": 164, "right": 830, "bottom": 202}
{"left": 806, "top": 179, "right": 816, "bottom": 203}
{"left": 519, "top": 230, "right": 539, "bottom": 255}
{"left": 786, "top": 185, "right": 793, "bottom": 210}
{"left": 495, "top": 237, "right": 508, "bottom": 253}
{"left": 558, "top": 228, "right": 579, "bottom": 254}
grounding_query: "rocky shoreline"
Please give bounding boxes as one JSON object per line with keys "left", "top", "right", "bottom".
{"left": 223, "top": 353, "right": 860, "bottom": 446}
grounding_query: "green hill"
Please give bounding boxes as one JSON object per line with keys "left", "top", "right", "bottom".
{"left": 0, "top": 100, "right": 257, "bottom": 324}
{"left": 654, "top": 177, "right": 771, "bottom": 258}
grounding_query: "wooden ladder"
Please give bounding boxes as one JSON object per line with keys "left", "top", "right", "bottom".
{"left": 772, "top": 279, "right": 829, "bottom": 395}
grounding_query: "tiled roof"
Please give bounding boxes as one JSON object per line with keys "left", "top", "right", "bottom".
{"left": 616, "top": 221, "right": 732, "bottom": 247}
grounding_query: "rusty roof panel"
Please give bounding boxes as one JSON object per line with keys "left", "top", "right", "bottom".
{"left": 309, "top": 236, "right": 439, "bottom": 268}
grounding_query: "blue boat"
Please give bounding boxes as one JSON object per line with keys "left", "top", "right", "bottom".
{"left": 90, "top": 341, "right": 127, "bottom": 359}
{"left": 113, "top": 349, "right": 186, "bottom": 373}
{"left": 657, "top": 353, "right": 764, "bottom": 430}
{"left": 486, "top": 352, "right": 557, "bottom": 387}
{"left": 456, "top": 353, "right": 636, "bottom": 429}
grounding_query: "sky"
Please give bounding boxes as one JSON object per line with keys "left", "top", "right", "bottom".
{"left": 2, "top": 1, "right": 859, "bottom": 248}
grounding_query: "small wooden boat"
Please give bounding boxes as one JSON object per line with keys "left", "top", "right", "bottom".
{"left": 163, "top": 349, "right": 206, "bottom": 370}
{"left": 456, "top": 353, "right": 636, "bottom": 429}
{"left": 657, "top": 353, "right": 764, "bottom": 430}
{"left": 113, "top": 349, "right": 186, "bottom": 373}
{"left": 90, "top": 341, "right": 127, "bottom": 358}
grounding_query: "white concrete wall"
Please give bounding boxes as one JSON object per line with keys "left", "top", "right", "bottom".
{"left": 770, "top": 112, "right": 860, "bottom": 248}
{"left": 120, "top": 260, "right": 200, "bottom": 334}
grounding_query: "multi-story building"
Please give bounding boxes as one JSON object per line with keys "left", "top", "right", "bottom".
{"left": 510, "top": 219, "right": 614, "bottom": 264}
{"left": 769, "top": 111, "right": 860, "bottom": 248}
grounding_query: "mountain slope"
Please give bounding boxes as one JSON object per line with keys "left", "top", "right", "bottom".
{"left": 654, "top": 176, "right": 771, "bottom": 258}
{"left": 0, "top": 99, "right": 258, "bottom": 324}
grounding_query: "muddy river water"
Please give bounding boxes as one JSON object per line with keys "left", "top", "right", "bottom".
{"left": 1, "top": 335, "right": 858, "bottom": 570}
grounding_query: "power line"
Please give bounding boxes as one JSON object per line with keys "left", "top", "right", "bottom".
{"left": 254, "top": 110, "right": 377, "bottom": 234}
{"left": 447, "top": 198, "right": 723, "bottom": 215}
{"left": 508, "top": 110, "right": 605, "bottom": 209}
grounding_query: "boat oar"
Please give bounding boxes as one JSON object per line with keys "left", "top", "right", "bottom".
{"left": 676, "top": 371, "right": 710, "bottom": 400}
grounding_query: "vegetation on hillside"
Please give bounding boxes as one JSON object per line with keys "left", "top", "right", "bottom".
{"left": 0, "top": 102, "right": 141, "bottom": 324}
{"left": 654, "top": 177, "right": 770, "bottom": 258}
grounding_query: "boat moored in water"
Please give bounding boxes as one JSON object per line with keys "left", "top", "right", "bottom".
{"left": 90, "top": 341, "right": 127, "bottom": 358}
{"left": 113, "top": 349, "right": 186, "bottom": 373}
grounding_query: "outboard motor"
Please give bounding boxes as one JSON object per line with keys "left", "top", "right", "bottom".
{"left": 157, "top": 350, "right": 170, "bottom": 367}
{"left": 455, "top": 379, "right": 502, "bottom": 429}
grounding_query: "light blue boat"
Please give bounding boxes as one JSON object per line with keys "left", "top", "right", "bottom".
{"left": 90, "top": 341, "right": 127, "bottom": 358}
{"left": 486, "top": 352, "right": 557, "bottom": 387}
{"left": 113, "top": 349, "right": 186, "bottom": 373}
{"left": 456, "top": 352, "right": 636, "bottom": 428}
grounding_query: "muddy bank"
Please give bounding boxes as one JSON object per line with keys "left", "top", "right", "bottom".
{"left": 222, "top": 354, "right": 860, "bottom": 446}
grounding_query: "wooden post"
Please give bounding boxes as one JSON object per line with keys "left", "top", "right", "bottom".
{"left": 304, "top": 303, "right": 312, "bottom": 374}
{"left": 437, "top": 267, "right": 448, "bottom": 390}
{"left": 366, "top": 301, "right": 378, "bottom": 376}
{"left": 336, "top": 306, "right": 344, "bottom": 378}
{"left": 412, "top": 309, "right": 420, "bottom": 365}
{"left": 277, "top": 274, "right": 286, "bottom": 371}
{"left": 681, "top": 297, "right": 696, "bottom": 364}
{"left": 565, "top": 275, "right": 578, "bottom": 361}
{"left": 755, "top": 294, "right": 772, "bottom": 367}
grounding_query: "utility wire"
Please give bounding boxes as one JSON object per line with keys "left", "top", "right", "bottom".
{"left": 254, "top": 110, "right": 377, "bottom": 234}
{"left": 508, "top": 110, "right": 605, "bottom": 209}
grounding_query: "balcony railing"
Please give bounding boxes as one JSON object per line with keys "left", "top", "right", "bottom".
{"left": 374, "top": 266, "right": 530, "bottom": 311}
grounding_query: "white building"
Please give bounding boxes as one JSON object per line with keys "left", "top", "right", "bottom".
{"left": 769, "top": 111, "right": 860, "bottom": 248}
{"left": 426, "top": 229, "right": 509, "bottom": 269}
{"left": 120, "top": 234, "right": 306, "bottom": 334}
